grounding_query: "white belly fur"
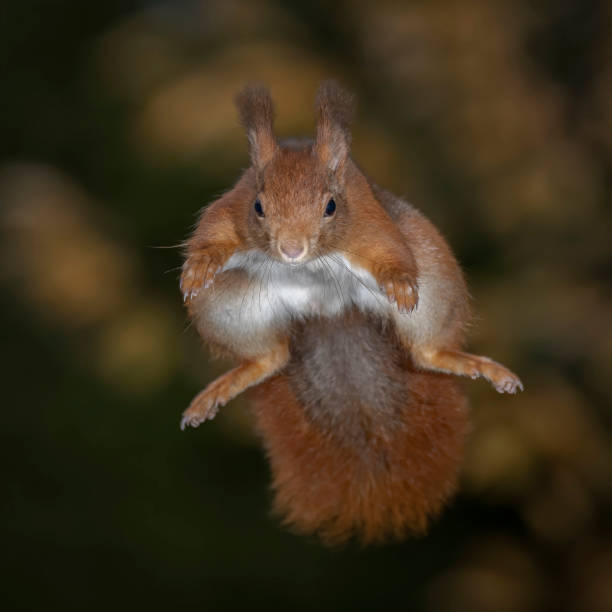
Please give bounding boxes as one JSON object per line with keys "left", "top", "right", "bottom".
{"left": 219, "top": 250, "right": 390, "bottom": 324}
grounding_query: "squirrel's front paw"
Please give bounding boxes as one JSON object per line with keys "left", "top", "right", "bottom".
{"left": 379, "top": 272, "right": 419, "bottom": 314}
{"left": 180, "top": 249, "right": 227, "bottom": 302}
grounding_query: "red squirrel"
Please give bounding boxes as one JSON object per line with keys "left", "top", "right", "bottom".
{"left": 179, "top": 81, "right": 523, "bottom": 544}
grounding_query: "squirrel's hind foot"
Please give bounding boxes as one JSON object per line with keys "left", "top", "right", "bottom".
{"left": 180, "top": 343, "right": 291, "bottom": 430}
{"left": 180, "top": 385, "right": 224, "bottom": 430}
{"left": 413, "top": 348, "right": 523, "bottom": 394}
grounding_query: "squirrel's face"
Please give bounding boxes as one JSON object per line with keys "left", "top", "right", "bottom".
{"left": 237, "top": 81, "right": 353, "bottom": 262}
{"left": 249, "top": 147, "right": 347, "bottom": 264}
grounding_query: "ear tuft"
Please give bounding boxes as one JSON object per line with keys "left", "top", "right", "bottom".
{"left": 235, "top": 84, "right": 277, "bottom": 171}
{"left": 314, "top": 80, "right": 355, "bottom": 174}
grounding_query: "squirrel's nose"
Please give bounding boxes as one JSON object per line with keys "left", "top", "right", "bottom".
{"left": 279, "top": 241, "right": 307, "bottom": 262}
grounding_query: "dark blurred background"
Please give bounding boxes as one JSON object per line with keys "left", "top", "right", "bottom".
{"left": 1, "top": 1, "right": 611, "bottom": 610}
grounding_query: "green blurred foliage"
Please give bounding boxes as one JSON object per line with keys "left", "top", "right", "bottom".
{"left": 1, "top": 1, "right": 611, "bottom": 611}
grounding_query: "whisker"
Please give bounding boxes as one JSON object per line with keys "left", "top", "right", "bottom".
{"left": 264, "top": 257, "right": 285, "bottom": 318}
{"left": 148, "top": 242, "right": 187, "bottom": 250}
{"left": 259, "top": 252, "right": 276, "bottom": 317}
{"left": 272, "top": 259, "right": 295, "bottom": 319}
{"left": 239, "top": 252, "right": 266, "bottom": 320}
{"left": 318, "top": 254, "right": 347, "bottom": 310}
{"left": 258, "top": 256, "right": 268, "bottom": 315}
{"left": 182, "top": 316, "right": 195, "bottom": 334}
{"left": 327, "top": 253, "right": 386, "bottom": 308}
{"left": 250, "top": 252, "right": 273, "bottom": 319}
{"left": 165, "top": 266, "right": 184, "bottom": 275}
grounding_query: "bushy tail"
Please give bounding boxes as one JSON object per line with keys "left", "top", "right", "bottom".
{"left": 250, "top": 369, "right": 468, "bottom": 545}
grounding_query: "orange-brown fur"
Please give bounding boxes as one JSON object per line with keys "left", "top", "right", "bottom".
{"left": 250, "top": 315, "right": 469, "bottom": 545}
{"left": 251, "top": 373, "right": 468, "bottom": 544}
{"left": 179, "top": 81, "right": 522, "bottom": 544}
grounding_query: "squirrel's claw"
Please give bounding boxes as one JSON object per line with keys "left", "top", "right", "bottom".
{"left": 180, "top": 252, "right": 224, "bottom": 302}
{"left": 481, "top": 359, "right": 523, "bottom": 394}
{"left": 382, "top": 276, "right": 419, "bottom": 314}
{"left": 180, "top": 406, "right": 219, "bottom": 430}
{"left": 180, "top": 392, "right": 222, "bottom": 430}
{"left": 493, "top": 373, "right": 524, "bottom": 394}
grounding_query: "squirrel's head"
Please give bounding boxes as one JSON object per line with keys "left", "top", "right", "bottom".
{"left": 235, "top": 81, "right": 355, "bottom": 264}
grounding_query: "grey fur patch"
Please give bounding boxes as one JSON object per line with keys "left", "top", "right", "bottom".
{"left": 288, "top": 312, "right": 409, "bottom": 447}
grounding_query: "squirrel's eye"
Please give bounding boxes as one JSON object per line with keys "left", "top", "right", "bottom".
{"left": 254, "top": 200, "right": 265, "bottom": 217}
{"left": 324, "top": 198, "right": 336, "bottom": 217}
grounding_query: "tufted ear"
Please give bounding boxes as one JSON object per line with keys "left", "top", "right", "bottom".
{"left": 235, "top": 84, "right": 277, "bottom": 172}
{"left": 314, "top": 80, "right": 354, "bottom": 176}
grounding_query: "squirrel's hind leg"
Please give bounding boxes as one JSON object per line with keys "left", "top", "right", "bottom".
{"left": 412, "top": 348, "right": 523, "bottom": 394}
{"left": 180, "top": 341, "right": 290, "bottom": 430}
